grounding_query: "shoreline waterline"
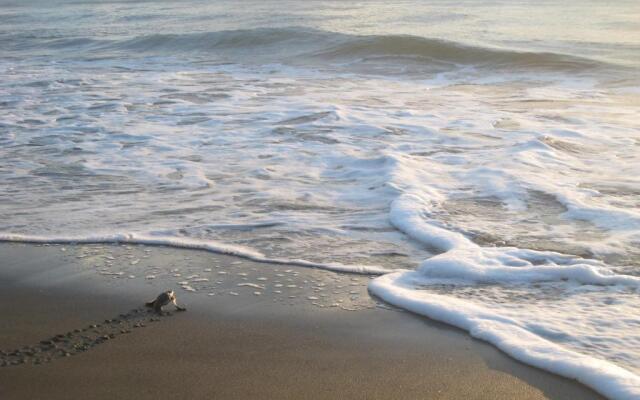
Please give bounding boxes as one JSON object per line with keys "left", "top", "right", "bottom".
{"left": 0, "top": 242, "right": 605, "bottom": 400}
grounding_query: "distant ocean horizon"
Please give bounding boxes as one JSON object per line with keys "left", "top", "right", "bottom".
{"left": 1, "top": 1, "right": 639, "bottom": 398}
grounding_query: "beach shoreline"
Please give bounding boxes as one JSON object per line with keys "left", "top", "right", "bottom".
{"left": 0, "top": 243, "right": 604, "bottom": 399}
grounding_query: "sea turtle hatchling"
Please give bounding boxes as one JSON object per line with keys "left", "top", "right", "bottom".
{"left": 145, "top": 290, "right": 186, "bottom": 314}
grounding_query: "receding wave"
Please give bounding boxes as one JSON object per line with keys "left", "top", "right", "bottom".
{"left": 6, "top": 27, "right": 608, "bottom": 72}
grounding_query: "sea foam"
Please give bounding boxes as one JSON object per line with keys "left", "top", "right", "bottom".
{"left": 368, "top": 194, "right": 640, "bottom": 399}
{"left": 0, "top": 232, "right": 391, "bottom": 275}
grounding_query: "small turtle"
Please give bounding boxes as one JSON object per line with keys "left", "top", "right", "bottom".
{"left": 145, "top": 290, "right": 186, "bottom": 314}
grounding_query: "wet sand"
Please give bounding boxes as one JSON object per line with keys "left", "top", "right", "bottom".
{"left": 0, "top": 243, "right": 604, "bottom": 399}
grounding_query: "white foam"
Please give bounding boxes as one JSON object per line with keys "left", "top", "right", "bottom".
{"left": 415, "top": 245, "right": 639, "bottom": 287}
{"left": 368, "top": 193, "right": 640, "bottom": 399}
{"left": 389, "top": 194, "right": 470, "bottom": 252}
{"left": 237, "top": 283, "right": 265, "bottom": 290}
{"left": 370, "top": 272, "right": 640, "bottom": 400}
{"left": 0, "top": 232, "right": 391, "bottom": 275}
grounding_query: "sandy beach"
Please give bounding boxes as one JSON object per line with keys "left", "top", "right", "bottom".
{"left": 0, "top": 243, "right": 603, "bottom": 399}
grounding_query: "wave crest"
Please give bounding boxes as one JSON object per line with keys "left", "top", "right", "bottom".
{"left": 9, "top": 27, "right": 606, "bottom": 72}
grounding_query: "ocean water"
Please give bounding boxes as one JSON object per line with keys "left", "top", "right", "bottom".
{"left": 1, "top": 0, "right": 639, "bottom": 397}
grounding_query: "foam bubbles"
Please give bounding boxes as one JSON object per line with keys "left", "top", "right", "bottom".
{"left": 370, "top": 193, "right": 640, "bottom": 399}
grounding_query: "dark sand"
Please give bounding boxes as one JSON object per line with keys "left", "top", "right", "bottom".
{"left": 0, "top": 243, "right": 604, "bottom": 400}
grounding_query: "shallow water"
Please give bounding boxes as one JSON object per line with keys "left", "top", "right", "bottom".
{"left": 1, "top": 1, "right": 639, "bottom": 398}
